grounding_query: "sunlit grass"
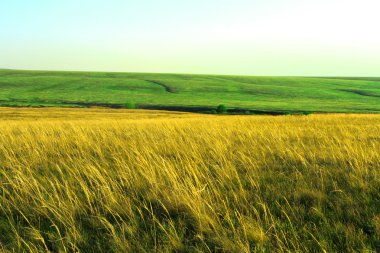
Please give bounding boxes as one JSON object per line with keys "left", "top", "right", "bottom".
{"left": 0, "top": 108, "right": 379, "bottom": 252}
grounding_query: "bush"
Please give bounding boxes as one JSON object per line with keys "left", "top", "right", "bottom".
{"left": 216, "top": 104, "right": 227, "bottom": 114}
{"left": 303, "top": 111, "right": 313, "bottom": 116}
{"left": 125, "top": 102, "right": 136, "bottom": 109}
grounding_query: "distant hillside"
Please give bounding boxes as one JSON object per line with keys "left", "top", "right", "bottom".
{"left": 0, "top": 69, "right": 379, "bottom": 113}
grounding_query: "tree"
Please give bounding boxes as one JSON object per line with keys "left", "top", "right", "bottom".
{"left": 216, "top": 104, "right": 227, "bottom": 114}
{"left": 125, "top": 102, "right": 136, "bottom": 109}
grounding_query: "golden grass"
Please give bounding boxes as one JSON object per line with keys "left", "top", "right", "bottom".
{"left": 0, "top": 108, "right": 379, "bottom": 252}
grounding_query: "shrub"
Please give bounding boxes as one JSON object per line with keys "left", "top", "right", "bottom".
{"left": 216, "top": 104, "right": 227, "bottom": 114}
{"left": 125, "top": 102, "right": 136, "bottom": 109}
{"left": 303, "top": 111, "right": 313, "bottom": 116}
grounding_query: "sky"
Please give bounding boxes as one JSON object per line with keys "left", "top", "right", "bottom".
{"left": 1, "top": 0, "right": 380, "bottom": 76}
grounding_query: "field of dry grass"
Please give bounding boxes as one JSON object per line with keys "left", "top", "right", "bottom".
{"left": 0, "top": 108, "right": 379, "bottom": 252}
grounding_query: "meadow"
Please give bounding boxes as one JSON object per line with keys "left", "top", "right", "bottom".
{"left": 0, "top": 108, "right": 379, "bottom": 252}
{"left": 1, "top": 69, "right": 380, "bottom": 113}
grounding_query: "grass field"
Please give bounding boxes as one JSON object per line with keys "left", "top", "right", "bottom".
{"left": 0, "top": 108, "right": 379, "bottom": 252}
{"left": 1, "top": 69, "right": 380, "bottom": 113}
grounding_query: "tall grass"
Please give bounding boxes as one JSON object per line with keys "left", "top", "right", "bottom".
{"left": 0, "top": 108, "right": 379, "bottom": 252}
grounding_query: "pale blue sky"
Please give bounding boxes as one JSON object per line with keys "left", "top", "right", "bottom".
{"left": 1, "top": 0, "right": 380, "bottom": 76}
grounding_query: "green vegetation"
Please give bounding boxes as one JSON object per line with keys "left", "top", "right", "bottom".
{"left": 125, "top": 102, "right": 136, "bottom": 109}
{"left": 216, "top": 104, "right": 227, "bottom": 114}
{"left": 0, "top": 70, "right": 380, "bottom": 113}
{"left": 0, "top": 69, "right": 379, "bottom": 113}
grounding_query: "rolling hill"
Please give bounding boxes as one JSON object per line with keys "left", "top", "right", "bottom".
{"left": 0, "top": 69, "right": 379, "bottom": 113}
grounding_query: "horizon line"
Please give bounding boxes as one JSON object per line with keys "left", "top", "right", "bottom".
{"left": 1, "top": 68, "right": 379, "bottom": 78}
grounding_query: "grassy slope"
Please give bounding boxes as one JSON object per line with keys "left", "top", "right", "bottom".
{"left": 0, "top": 69, "right": 380, "bottom": 112}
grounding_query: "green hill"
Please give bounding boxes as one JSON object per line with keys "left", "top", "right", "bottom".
{"left": 0, "top": 69, "right": 379, "bottom": 113}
